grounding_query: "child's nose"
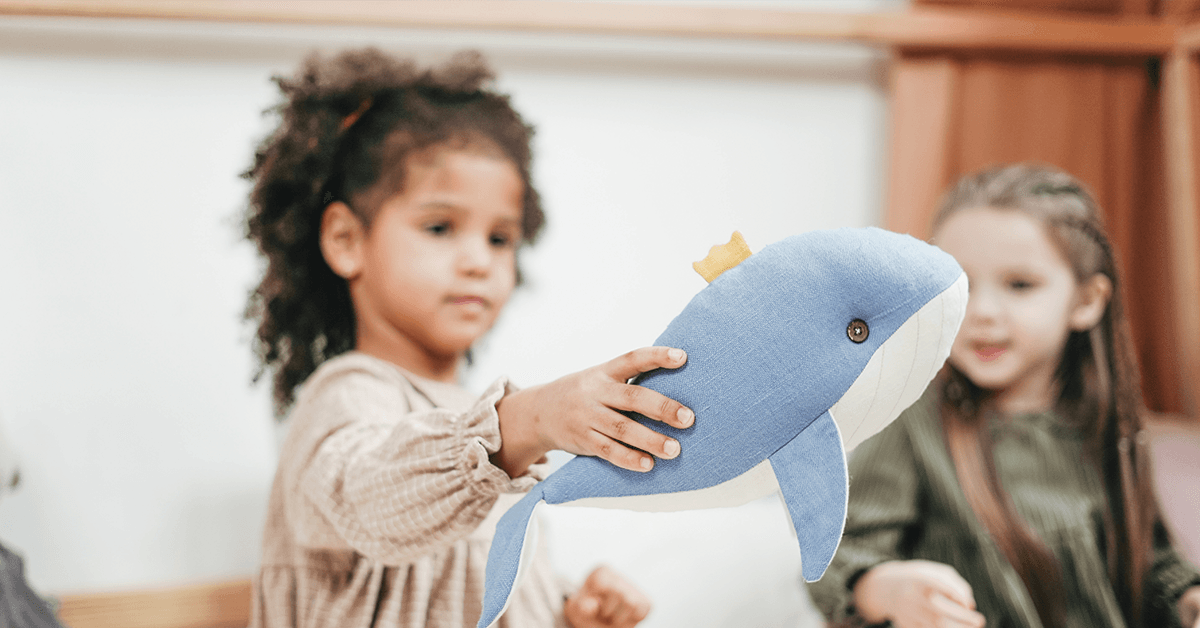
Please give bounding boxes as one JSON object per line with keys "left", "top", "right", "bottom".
{"left": 457, "top": 236, "right": 492, "bottom": 274}
{"left": 966, "top": 288, "right": 1000, "bottom": 320}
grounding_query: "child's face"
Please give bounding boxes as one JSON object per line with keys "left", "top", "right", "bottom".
{"left": 935, "top": 206, "right": 1090, "bottom": 413}
{"left": 351, "top": 147, "right": 523, "bottom": 374}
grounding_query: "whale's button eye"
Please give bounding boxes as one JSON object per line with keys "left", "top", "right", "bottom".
{"left": 847, "top": 319, "right": 869, "bottom": 343}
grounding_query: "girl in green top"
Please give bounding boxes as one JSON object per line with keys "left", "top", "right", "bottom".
{"left": 811, "top": 163, "right": 1200, "bottom": 628}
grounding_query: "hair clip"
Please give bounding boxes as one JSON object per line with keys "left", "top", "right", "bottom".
{"left": 339, "top": 97, "right": 374, "bottom": 132}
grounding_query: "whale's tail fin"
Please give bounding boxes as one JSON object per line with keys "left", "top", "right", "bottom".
{"left": 477, "top": 485, "right": 546, "bottom": 628}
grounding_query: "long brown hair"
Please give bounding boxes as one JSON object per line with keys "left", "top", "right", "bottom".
{"left": 932, "top": 163, "right": 1157, "bottom": 627}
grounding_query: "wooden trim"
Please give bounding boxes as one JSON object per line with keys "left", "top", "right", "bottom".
{"left": 1120, "top": 0, "right": 1156, "bottom": 16}
{"left": 1161, "top": 49, "right": 1200, "bottom": 419}
{"left": 55, "top": 577, "right": 252, "bottom": 628}
{"left": 0, "top": 1, "right": 1178, "bottom": 56}
{"left": 1163, "top": 0, "right": 1200, "bottom": 20}
{"left": 1179, "top": 21, "right": 1200, "bottom": 52}
{"left": 885, "top": 56, "right": 960, "bottom": 239}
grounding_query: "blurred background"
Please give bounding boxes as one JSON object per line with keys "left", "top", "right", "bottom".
{"left": 0, "top": 1, "right": 1197, "bottom": 627}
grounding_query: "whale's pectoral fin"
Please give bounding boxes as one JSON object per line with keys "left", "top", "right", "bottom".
{"left": 478, "top": 487, "right": 545, "bottom": 628}
{"left": 769, "top": 410, "right": 848, "bottom": 582}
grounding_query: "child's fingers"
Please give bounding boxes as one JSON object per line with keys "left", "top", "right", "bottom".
{"left": 606, "top": 381, "right": 695, "bottom": 430}
{"left": 596, "top": 590, "right": 622, "bottom": 622}
{"left": 595, "top": 411, "right": 681, "bottom": 462}
{"left": 929, "top": 592, "right": 986, "bottom": 627}
{"left": 573, "top": 594, "right": 600, "bottom": 618}
{"left": 587, "top": 566, "right": 650, "bottom": 626}
{"left": 596, "top": 346, "right": 693, "bottom": 429}
{"left": 925, "top": 563, "right": 977, "bottom": 610}
{"left": 906, "top": 559, "right": 975, "bottom": 611}
{"left": 602, "top": 346, "right": 687, "bottom": 382}
{"left": 615, "top": 604, "right": 650, "bottom": 626}
{"left": 583, "top": 429, "right": 658, "bottom": 472}
{"left": 608, "top": 594, "right": 651, "bottom": 626}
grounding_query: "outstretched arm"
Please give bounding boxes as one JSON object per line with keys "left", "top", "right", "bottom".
{"left": 492, "top": 346, "right": 695, "bottom": 477}
{"left": 290, "top": 367, "right": 534, "bottom": 564}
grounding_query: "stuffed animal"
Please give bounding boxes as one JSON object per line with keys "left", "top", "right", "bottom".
{"left": 478, "top": 227, "right": 968, "bottom": 628}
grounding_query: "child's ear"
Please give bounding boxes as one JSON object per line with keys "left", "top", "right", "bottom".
{"left": 1069, "top": 273, "right": 1113, "bottom": 331}
{"left": 320, "top": 202, "right": 366, "bottom": 280}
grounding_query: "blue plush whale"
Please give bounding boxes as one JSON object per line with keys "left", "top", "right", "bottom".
{"left": 478, "top": 227, "right": 967, "bottom": 627}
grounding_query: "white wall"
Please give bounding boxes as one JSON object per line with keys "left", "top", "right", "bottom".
{"left": 0, "top": 3, "right": 896, "bottom": 625}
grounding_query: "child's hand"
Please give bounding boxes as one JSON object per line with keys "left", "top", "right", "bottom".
{"left": 853, "top": 560, "right": 986, "bottom": 628}
{"left": 1180, "top": 585, "right": 1200, "bottom": 628}
{"left": 492, "top": 347, "right": 693, "bottom": 476}
{"left": 564, "top": 565, "right": 651, "bottom": 628}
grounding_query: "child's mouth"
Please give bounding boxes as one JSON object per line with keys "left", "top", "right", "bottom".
{"left": 974, "top": 345, "right": 1006, "bottom": 362}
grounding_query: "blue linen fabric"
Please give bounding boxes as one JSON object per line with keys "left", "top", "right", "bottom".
{"left": 477, "top": 227, "right": 966, "bottom": 628}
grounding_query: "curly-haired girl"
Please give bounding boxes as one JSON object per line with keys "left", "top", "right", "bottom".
{"left": 243, "top": 48, "right": 694, "bottom": 628}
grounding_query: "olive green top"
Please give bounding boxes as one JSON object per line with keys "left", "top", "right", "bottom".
{"left": 809, "top": 387, "right": 1200, "bottom": 628}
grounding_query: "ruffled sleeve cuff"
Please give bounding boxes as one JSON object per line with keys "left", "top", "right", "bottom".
{"left": 1146, "top": 519, "right": 1200, "bottom": 608}
{"left": 458, "top": 377, "right": 545, "bottom": 496}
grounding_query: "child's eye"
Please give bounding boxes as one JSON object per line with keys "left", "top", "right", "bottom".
{"left": 425, "top": 222, "right": 452, "bottom": 236}
{"left": 490, "top": 231, "right": 518, "bottom": 249}
{"left": 1008, "top": 278, "right": 1036, "bottom": 291}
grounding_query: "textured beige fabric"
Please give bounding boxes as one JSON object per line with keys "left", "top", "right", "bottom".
{"left": 252, "top": 352, "right": 571, "bottom": 628}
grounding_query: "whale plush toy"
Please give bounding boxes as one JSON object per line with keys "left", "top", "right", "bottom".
{"left": 478, "top": 227, "right": 968, "bottom": 628}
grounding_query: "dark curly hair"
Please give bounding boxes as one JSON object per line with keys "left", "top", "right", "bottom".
{"left": 242, "top": 48, "right": 545, "bottom": 417}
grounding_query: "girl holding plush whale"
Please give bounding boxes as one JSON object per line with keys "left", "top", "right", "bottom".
{"left": 242, "top": 48, "right": 694, "bottom": 628}
{"left": 811, "top": 163, "right": 1200, "bottom": 628}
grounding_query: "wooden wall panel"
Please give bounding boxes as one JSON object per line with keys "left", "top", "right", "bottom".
{"left": 1161, "top": 50, "right": 1200, "bottom": 416}
{"left": 1164, "top": 0, "right": 1200, "bottom": 20}
{"left": 887, "top": 54, "right": 1189, "bottom": 414}
{"left": 886, "top": 57, "right": 1146, "bottom": 237}
{"left": 884, "top": 57, "right": 961, "bottom": 238}
{"left": 952, "top": 60, "right": 1109, "bottom": 183}
{"left": 1107, "top": 66, "right": 1185, "bottom": 412}
{"left": 894, "top": 0, "right": 1200, "bottom": 416}
{"left": 1181, "top": 21, "right": 1200, "bottom": 52}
